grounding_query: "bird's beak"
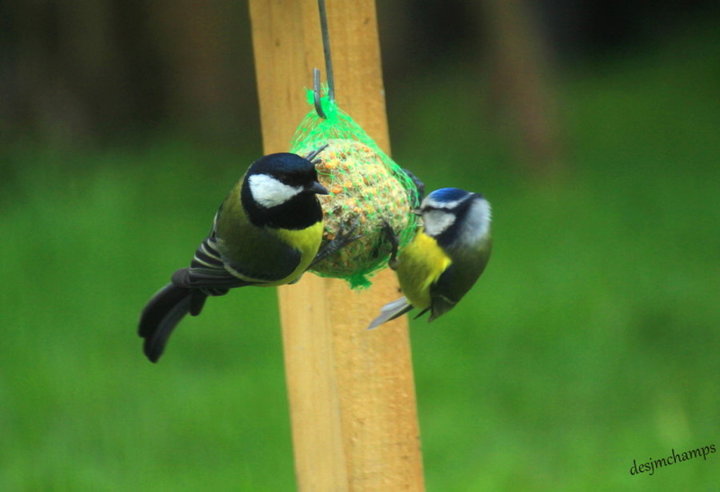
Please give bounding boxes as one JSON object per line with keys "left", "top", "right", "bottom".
{"left": 308, "top": 181, "right": 329, "bottom": 195}
{"left": 412, "top": 208, "right": 422, "bottom": 216}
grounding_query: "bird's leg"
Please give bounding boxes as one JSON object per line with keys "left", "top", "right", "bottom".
{"left": 381, "top": 220, "right": 400, "bottom": 270}
{"left": 309, "top": 218, "right": 361, "bottom": 268}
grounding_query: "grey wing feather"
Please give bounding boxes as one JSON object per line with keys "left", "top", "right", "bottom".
{"left": 367, "top": 297, "right": 413, "bottom": 329}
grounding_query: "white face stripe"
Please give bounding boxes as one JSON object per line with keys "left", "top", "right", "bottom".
{"left": 248, "top": 174, "right": 302, "bottom": 209}
{"left": 422, "top": 209, "right": 456, "bottom": 237}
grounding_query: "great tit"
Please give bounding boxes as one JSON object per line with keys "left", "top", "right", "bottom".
{"left": 139, "top": 150, "right": 329, "bottom": 362}
{"left": 368, "top": 187, "right": 492, "bottom": 329}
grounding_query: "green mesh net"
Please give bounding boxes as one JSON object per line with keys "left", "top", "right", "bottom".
{"left": 290, "top": 90, "right": 421, "bottom": 288}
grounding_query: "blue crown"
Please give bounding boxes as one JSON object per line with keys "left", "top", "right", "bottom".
{"left": 428, "top": 187, "right": 470, "bottom": 203}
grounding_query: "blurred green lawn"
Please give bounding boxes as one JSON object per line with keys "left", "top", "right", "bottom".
{"left": 2, "top": 25, "right": 719, "bottom": 491}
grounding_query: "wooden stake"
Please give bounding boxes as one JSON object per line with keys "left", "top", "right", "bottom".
{"left": 249, "top": 1, "right": 425, "bottom": 490}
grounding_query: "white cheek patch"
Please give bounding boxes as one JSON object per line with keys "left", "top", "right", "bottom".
{"left": 422, "top": 210, "right": 456, "bottom": 237}
{"left": 248, "top": 174, "right": 302, "bottom": 208}
{"left": 458, "top": 199, "right": 491, "bottom": 244}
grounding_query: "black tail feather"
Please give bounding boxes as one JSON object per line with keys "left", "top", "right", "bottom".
{"left": 138, "top": 283, "right": 207, "bottom": 363}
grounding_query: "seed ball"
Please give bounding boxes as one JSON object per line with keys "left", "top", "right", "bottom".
{"left": 296, "top": 138, "right": 414, "bottom": 278}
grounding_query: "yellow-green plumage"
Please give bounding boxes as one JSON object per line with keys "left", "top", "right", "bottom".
{"left": 272, "top": 224, "right": 324, "bottom": 281}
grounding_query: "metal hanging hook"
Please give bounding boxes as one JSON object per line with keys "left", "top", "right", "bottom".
{"left": 313, "top": 68, "right": 326, "bottom": 119}
{"left": 313, "top": 0, "right": 335, "bottom": 119}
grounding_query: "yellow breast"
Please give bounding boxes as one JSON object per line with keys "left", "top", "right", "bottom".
{"left": 396, "top": 232, "right": 452, "bottom": 309}
{"left": 274, "top": 221, "right": 324, "bottom": 282}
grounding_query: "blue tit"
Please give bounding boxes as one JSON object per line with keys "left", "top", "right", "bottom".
{"left": 368, "top": 187, "right": 492, "bottom": 329}
{"left": 139, "top": 149, "right": 329, "bottom": 362}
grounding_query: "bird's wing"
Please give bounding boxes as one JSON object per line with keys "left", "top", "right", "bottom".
{"left": 218, "top": 228, "right": 302, "bottom": 283}
{"left": 428, "top": 264, "right": 468, "bottom": 321}
{"left": 429, "top": 244, "right": 491, "bottom": 321}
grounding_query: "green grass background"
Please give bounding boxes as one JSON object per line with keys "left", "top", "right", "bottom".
{"left": 1, "top": 25, "right": 719, "bottom": 490}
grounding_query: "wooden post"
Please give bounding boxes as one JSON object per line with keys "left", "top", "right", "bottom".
{"left": 249, "top": 1, "right": 425, "bottom": 490}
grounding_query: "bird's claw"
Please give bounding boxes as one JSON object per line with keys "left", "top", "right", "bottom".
{"left": 381, "top": 220, "right": 400, "bottom": 269}
{"left": 310, "top": 218, "right": 362, "bottom": 268}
